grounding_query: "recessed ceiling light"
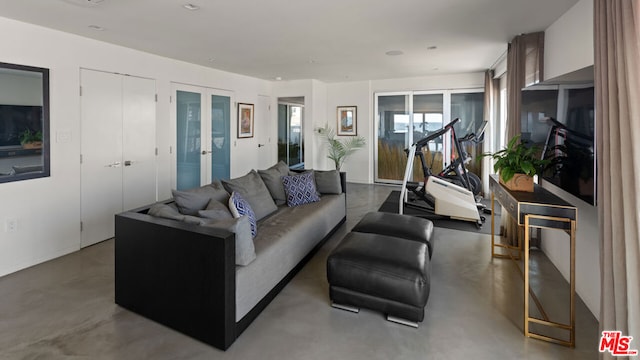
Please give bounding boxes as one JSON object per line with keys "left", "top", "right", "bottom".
{"left": 427, "top": 46, "right": 438, "bottom": 50}
{"left": 275, "top": 77, "right": 282, "bottom": 81}
{"left": 385, "top": 50, "right": 404, "bottom": 56}
{"left": 182, "top": 3, "right": 200, "bottom": 10}
{"left": 88, "top": 25, "right": 105, "bottom": 31}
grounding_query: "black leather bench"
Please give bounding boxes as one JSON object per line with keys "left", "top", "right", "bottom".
{"left": 326, "top": 212, "right": 434, "bottom": 327}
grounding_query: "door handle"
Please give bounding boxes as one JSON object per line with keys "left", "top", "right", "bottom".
{"left": 258, "top": 144, "right": 265, "bottom": 148}
{"left": 124, "top": 160, "right": 132, "bottom": 166}
{"left": 106, "top": 161, "right": 121, "bottom": 168}
{"left": 201, "top": 150, "right": 212, "bottom": 155}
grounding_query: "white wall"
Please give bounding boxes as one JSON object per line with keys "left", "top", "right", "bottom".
{"left": 541, "top": 0, "right": 599, "bottom": 319}
{"left": 544, "top": 0, "right": 594, "bottom": 81}
{"left": 326, "top": 81, "right": 372, "bottom": 182}
{"left": 0, "top": 16, "right": 272, "bottom": 277}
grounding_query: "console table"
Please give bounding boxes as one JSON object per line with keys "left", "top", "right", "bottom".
{"left": 489, "top": 174, "right": 577, "bottom": 347}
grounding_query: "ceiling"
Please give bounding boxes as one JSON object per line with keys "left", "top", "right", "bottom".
{"left": 0, "top": 0, "right": 579, "bottom": 83}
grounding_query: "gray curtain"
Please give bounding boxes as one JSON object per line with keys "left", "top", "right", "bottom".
{"left": 505, "top": 31, "right": 545, "bottom": 142}
{"left": 482, "top": 69, "right": 500, "bottom": 196}
{"left": 595, "top": 1, "right": 640, "bottom": 357}
{"left": 501, "top": 32, "right": 544, "bottom": 242}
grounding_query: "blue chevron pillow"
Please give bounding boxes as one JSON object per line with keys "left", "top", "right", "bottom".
{"left": 282, "top": 171, "right": 321, "bottom": 207}
{"left": 229, "top": 192, "right": 257, "bottom": 238}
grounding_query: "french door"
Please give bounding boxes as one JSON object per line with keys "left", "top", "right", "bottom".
{"left": 80, "top": 69, "right": 157, "bottom": 247}
{"left": 172, "top": 84, "right": 232, "bottom": 190}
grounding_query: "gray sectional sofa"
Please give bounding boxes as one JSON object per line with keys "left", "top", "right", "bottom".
{"left": 114, "top": 162, "right": 346, "bottom": 350}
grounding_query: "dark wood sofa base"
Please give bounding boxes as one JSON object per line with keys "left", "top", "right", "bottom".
{"left": 115, "top": 207, "right": 345, "bottom": 351}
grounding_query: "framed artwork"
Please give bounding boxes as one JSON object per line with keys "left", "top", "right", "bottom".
{"left": 337, "top": 106, "right": 357, "bottom": 136}
{"left": 237, "top": 103, "right": 254, "bottom": 138}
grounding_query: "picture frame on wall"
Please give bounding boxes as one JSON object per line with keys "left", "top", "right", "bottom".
{"left": 337, "top": 106, "right": 357, "bottom": 136}
{"left": 238, "top": 103, "right": 254, "bottom": 138}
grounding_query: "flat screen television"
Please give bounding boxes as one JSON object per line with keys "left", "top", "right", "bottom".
{"left": 521, "top": 84, "right": 595, "bottom": 205}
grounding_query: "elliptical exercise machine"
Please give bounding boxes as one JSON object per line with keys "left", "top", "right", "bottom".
{"left": 399, "top": 118, "right": 487, "bottom": 227}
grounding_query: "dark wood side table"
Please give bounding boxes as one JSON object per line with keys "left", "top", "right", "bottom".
{"left": 489, "top": 174, "right": 577, "bottom": 347}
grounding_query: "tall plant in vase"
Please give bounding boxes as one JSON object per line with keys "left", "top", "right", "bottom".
{"left": 316, "top": 125, "right": 366, "bottom": 171}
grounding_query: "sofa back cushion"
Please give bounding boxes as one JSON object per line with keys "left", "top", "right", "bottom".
{"left": 171, "top": 190, "right": 211, "bottom": 215}
{"left": 198, "top": 199, "right": 233, "bottom": 220}
{"left": 257, "top": 161, "right": 289, "bottom": 205}
{"left": 222, "top": 170, "right": 277, "bottom": 221}
{"left": 148, "top": 203, "right": 184, "bottom": 220}
{"left": 314, "top": 170, "right": 342, "bottom": 194}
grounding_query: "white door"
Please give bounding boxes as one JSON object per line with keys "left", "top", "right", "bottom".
{"left": 81, "top": 69, "right": 156, "bottom": 247}
{"left": 122, "top": 76, "right": 157, "bottom": 210}
{"left": 256, "top": 95, "right": 273, "bottom": 167}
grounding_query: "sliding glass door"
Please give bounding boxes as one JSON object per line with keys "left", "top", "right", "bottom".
{"left": 375, "top": 90, "right": 483, "bottom": 184}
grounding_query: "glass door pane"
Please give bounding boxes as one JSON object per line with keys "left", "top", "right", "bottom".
{"left": 376, "top": 94, "right": 410, "bottom": 182}
{"left": 277, "top": 104, "right": 287, "bottom": 164}
{"left": 451, "top": 92, "right": 484, "bottom": 176}
{"left": 211, "top": 94, "right": 230, "bottom": 180}
{"left": 277, "top": 102, "right": 304, "bottom": 169}
{"left": 413, "top": 94, "right": 444, "bottom": 175}
{"left": 176, "top": 90, "right": 201, "bottom": 190}
{"left": 289, "top": 105, "right": 303, "bottom": 168}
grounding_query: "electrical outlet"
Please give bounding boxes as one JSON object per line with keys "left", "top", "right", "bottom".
{"left": 5, "top": 218, "right": 17, "bottom": 233}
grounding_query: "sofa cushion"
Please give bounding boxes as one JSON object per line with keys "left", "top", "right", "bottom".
{"left": 222, "top": 170, "right": 277, "bottom": 221}
{"left": 257, "top": 161, "right": 289, "bottom": 205}
{"left": 282, "top": 171, "right": 321, "bottom": 207}
{"left": 198, "top": 199, "right": 233, "bottom": 220}
{"left": 187, "top": 179, "right": 231, "bottom": 203}
{"left": 183, "top": 215, "right": 206, "bottom": 225}
{"left": 314, "top": 170, "right": 342, "bottom": 194}
{"left": 204, "top": 216, "right": 256, "bottom": 266}
{"left": 172, "top": 189, "right": 211, "bottom": 215}
{"left": 229, "top": 192, "right": 257, "bottom": 238}
{"left": 147, "top": 203, "right": 184, "bottom": 221}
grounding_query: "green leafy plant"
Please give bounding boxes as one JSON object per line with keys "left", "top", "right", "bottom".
{"left": 19, "top": 129, "right": 42, "bottom": 145}
{"left": 483, "top": 135, "right": 550, "bottom": 183}
{"left": 317, "top": 125, "right": 366, "bottom": 171}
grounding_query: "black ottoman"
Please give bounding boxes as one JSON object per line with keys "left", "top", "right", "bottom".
{"left": 327, "top": 212, "right": 433, "bottom": 327}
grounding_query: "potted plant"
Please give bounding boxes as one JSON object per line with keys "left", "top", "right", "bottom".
{"left": 483, "top": 135, "right": 549, "bottom": 192}
{"left": 316, "top": 124, "right": 366, "bottom": 171}
{"left": 20, "top": 129, "right": 43, "bottom": 149}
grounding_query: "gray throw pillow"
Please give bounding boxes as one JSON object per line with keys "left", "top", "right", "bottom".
{"left": 257, "top": 161, "right": 289, "bottom": 205}
{"left": 187, "top": 179, "right": 230, "bottom": 203}
{"left": 171, "top": 189, "right": 211, "bottom": 215}
{"left": 204, "top": 216, "right": 256, "bottom": 266}
{"left": 315, "top": 170, "right": 342, "bottom": 194}
{"left": 147, "top": 203, "right": 184, "bottom": 221}
{"left": 198, "top": 199, "right": 233, "bottom": 220}
{"left": 183, "top": 215, "right": 207, "bottom": 225}
{"left": 222, "top": 170, "right": 277, "bottom": 221}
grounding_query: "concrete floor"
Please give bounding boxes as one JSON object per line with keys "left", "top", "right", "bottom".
{"left": 0, "top": 183, "right": 599, "bottom": 359}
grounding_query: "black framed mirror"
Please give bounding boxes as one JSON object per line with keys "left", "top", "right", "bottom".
{"left": 0, "top": 62, "right": 50, "bottom": 183}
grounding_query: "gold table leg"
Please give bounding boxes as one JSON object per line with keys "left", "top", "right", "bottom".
{"left": 523, "top": 214, "right": 576, "bottom": 347}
